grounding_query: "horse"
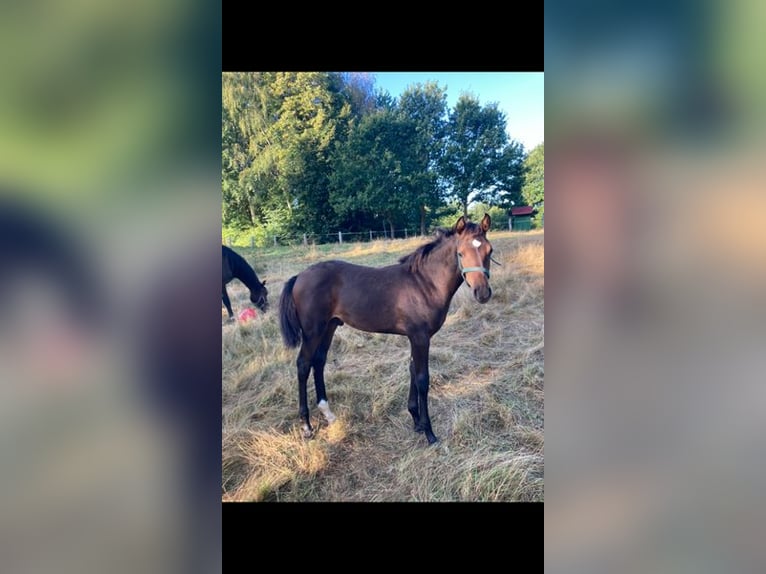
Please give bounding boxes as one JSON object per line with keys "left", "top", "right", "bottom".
{"left": 222, "top": 245, "right": 268, "bottom": 320}
{"left": 279, "top": 214, "right": 494, "bottom": 445}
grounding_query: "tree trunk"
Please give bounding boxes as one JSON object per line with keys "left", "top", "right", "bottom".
{"left": 248, "top": 202, "right": 257, "bottom": 226}
{"left": 462, "top": 198, "right": 469, "bottom": 217}
{"left": 420, "top": 204, "right": 426, "bottom": 236}
{"left": 389, "top": 220, "right": 396, "bottom": 239}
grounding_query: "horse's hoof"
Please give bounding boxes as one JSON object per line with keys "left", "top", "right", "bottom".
{"left": 426, "top": 435, "right": 439, "bottom": 445}
{"left": 317, "top": 400, "right": 336, "bottom": 424}
{"left": 301, "top": 425, "right": 314, "bottom": 439}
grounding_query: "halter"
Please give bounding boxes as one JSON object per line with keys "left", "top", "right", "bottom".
{"left": 457, "top": 251, "right": 491, "bottom": 287}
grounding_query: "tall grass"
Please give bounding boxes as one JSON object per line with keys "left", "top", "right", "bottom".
{"left": 222, "top": 230, "right": 544, "bottom": 501}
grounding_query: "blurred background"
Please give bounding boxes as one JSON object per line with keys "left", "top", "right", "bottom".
{"left": 0, "top": 1, "right": 221, "bottom": 573}
{"left": 7, "top": 0, "right": 766, "bottom": 568}
{"left": 546, "top": 0, "right": 766, "bottom": 572}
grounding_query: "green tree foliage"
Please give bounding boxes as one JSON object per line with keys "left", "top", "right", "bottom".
{"left": 521, "top": 142, "right": 544, "bottom": 209}
{"left": 330, "top": 109, "right": 421, "bottom": 237}
{"left": 222, "top": 75, "right": 537, "bottom": 243}
{"left": 494, "top": 140, "right": 527, "bottom": 210}
{"left": 222, "top": 72, "right": 280, "bottom": 229}
{"left": 441, "top": 93, "right": 524, "bottom": 216}
{"left": 221, "top": 72, "right": 351, "bottom": 240}
{"left": 270, "top": 72, "right": 351, "bottom": 235}
{"left": 397, "top": 82, "right": 448, "bottom": 234}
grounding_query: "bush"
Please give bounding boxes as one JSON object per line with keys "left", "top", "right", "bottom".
{"left": 222, "top": 225, "right": 267, "bottom": 248}
{"left": 431, "top": 203, "right": 464, "bottom": 231}
{"left": 469, "top": 203, "right": 509, "bottom": 231}
{"left": 431, "top": 202, "right": 509, "bottom": 232}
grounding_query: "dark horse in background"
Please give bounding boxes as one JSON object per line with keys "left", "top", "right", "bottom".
{"left": 279, "top": 214, "right": 494, "bottom": 445}
{"left": 222, "top": 245, "right": 268, "bottom": 320}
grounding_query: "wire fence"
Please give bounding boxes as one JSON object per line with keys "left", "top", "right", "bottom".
{"left": 225, "top": 227, "right": 422, "bottom": 248}
{"left": 224, "top": 216, "right": 540, "bottom": 248}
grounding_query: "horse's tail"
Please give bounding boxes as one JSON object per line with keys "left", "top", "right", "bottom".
{"left": 279, "top": 275, "right": 302, "bottom": 348}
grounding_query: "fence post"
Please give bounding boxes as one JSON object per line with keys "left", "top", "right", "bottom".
{"left": 369, "top": 230, "right": 373, "bottom": 241}
{"left": 404, "top": 228, "right": 408, "bottom": 239}
{"left": 227, "top": 236, "right": 232, "bottom": 246}
{"left": 508, "top": 217, "right": 513, "bottom": 231}
{"left": 273, "top": 236, "right": 277, "bottom": 247}
{"left": 338, "top": 231, "right": 343, "bottom": 244}
{"left": 250, "top": 236, "right": 255, "bottom": 248}
{"left": 303, "top": 233, "right": 307, "bottom": 246}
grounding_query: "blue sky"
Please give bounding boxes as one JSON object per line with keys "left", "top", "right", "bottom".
{"left": 371, "top": 72, "right": 544, "bottom": 152}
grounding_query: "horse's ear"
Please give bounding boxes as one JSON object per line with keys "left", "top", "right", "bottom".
{"left": 481, "top": 213, "right": 491, "bottom": 232}
{"left": 262, "top": 279, "right": 267, "bottom": 286}
{"left": 454, "top": 216, "right": 467, "bottom": 235}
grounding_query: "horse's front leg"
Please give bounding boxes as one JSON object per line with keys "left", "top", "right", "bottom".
{"left": 409, "top": 335, "right": 437, "bottom": 445}
{"left": 408, "top": 358, "right": 420, "bottom": 431}
{"left": 222, "top": 286, "right": 234, "bottom": 321}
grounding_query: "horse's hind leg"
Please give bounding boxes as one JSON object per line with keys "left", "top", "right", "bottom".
{"left": 313, "top": 320, "right": 340, "bottom": 424}
{"left": 297, "top": 330, "right": 324, "bottom": 438}
{"left": 297, "top": 344, "right": 315, "bottom": 438}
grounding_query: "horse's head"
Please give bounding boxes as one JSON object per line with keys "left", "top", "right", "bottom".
{"left": 454, "top": 213, "right": 493, "bottom": 304}
{"left": 250, "top": 280, "right": 269, "bottom": 312}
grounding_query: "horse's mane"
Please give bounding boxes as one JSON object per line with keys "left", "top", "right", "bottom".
{"left": 398, "top": 227, "right": 456, "bottom": 273}
{"left": 224, "top": 245, "right": 263, "bottom": 289}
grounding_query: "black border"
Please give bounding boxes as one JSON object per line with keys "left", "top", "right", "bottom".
{"left": 222, "top": 5, "right": 544, "bottom": 561}
{"left": 224, "top": 501, "right": 543, "bottom": 553}
{"left": 223, "top": 10, "right": 543, "bottom": 72}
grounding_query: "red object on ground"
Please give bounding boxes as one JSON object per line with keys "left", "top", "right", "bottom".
{"left": 238, "top": 308, "right": 257, "bottom": 322}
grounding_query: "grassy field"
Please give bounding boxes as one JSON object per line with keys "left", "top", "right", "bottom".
{"left": 222, "top": 229, "right": 544, "bottom": 501}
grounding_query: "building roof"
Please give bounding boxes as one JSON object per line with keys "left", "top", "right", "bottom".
{"left": 511, "top": 206, "right": 536, "bottom": 216}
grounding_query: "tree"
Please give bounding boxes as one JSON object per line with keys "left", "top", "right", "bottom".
{"left": 521, "top": 142, "right": 544, "bottom": 209}
{"left": 221, "top": 72, "right": 280, "bottom": 228}
{"left": 397, "top": 82, "right": 448, "bottom": 234}
{"left": 492, "top": 140, "right": 527, "bottom": 210}
{"left": 221, "top": 72, "right": 352, "bottom": 239}
{"left": 269, "top": 72, "right": 351, "bottom": 236}
{"left": 441, "top": 94, "right": 514, "bottom": 216}
{"left": 330, "top": 110, "right": 420, "bottom": 237}
{"left": 338, "top": 72, "right": 377, "bottom": 117}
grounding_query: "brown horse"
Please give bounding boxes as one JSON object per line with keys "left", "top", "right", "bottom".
{"left": 279, "top": 214, "right": 494, "bottom": 445}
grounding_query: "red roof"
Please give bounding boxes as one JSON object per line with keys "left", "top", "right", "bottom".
{"left": 511, "top": 206, "right": 535, "bottom": 216}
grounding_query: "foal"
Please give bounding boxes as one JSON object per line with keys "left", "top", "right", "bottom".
{"left": 279, "top": 215, "right": 494, "bottom": 445}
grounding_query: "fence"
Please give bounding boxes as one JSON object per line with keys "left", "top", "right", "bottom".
{"left": 224, "top": 218, "right": 533, "bottom": 248}
{"left": 225, "top": 228, "right": 419, "bottom": 248}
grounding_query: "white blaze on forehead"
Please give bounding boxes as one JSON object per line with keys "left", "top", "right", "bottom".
{"left": 472, "top": 239, "right": 482, "bottom": 248}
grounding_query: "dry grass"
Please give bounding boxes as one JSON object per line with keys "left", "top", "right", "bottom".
{"left": 222, "top": 230, "right": 544, "bottom": 501}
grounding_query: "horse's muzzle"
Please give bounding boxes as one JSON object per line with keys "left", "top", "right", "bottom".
{"left": 474, "top": 285, "right": 492, "bottom": 304}
{"left": 252, "top": 295, "right": 269, "bottom": 312}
